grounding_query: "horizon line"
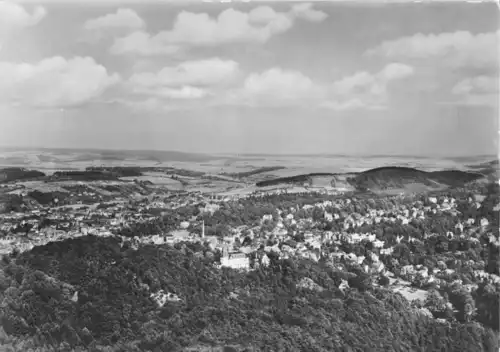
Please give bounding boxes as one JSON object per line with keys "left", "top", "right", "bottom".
{"left": 0, "top": 145, "right": 497, "bottom": 160}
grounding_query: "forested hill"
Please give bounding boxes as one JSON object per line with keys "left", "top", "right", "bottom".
{"left": 256, "top": 166, "right": 484, "bottom": 190}
{"left": 0, "top": 236, "right": 497, "bottom": 352}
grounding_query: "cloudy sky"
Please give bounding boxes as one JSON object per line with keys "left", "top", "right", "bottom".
{"left": 0, "top": 0, "right": 498, "bottom": 156}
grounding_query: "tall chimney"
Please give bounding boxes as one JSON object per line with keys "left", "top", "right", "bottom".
{"left": 201, "top": 220, "right": 205, "bottom": 238}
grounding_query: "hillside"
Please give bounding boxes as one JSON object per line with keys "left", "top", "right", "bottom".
{"left": 256, "top": 173, "right": 337, "bottom": 187}
{"left": 256, "top": 166, "right": 484, "bottom": 193}
{"left": 0, "top": 236, "right": 497, "bottom": 352}
{"left": 0, "top": 168, "right": 46, "bottom": 183}
{"left": 353, "top": 167, "right": 483, "bottom": 191}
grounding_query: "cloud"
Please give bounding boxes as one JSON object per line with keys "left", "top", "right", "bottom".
{"left": 130, "top": 58, "right": 238, "bottom": 88}
{"left": 0, "top": 2, "right": 46, "bottom": 43}
{"left": 227, "top": 68, "right": 323, "bottom": 107}
{"left": 215, "top": 63, "right": 414, "bottom": 110}
{"left": 111, "top": 97, "right": 174, "bottom": 113}
{"left": 137, "top": 86, "right": 209, "bottom": 100}
{"left": 126, "top": 62, "right": 414, "bottom": 111}
{"left": 0, "top": 56, "right": 120, "bottom": 108}
{"left": 450, "top": 75, "right": 498, "bottom": 107}
{"left": 366, "top": 30, "right": 500, "bottom": 70}
{"left": 325, "top": 63, "right": 414, "bottom": 110}
{"left": 84, "top": 8, "right": 145, "bottom": 31}
{"left": 378, "top": 62, "right": 415, "bottom": 80}
{"left": 110, "top": 4, "right": 326, "bottom": 55}
{"left": 319, "top": 99, "right": 373, "bottom": 111}
{"left": 110, "top": 31, "right": 181, "bottom": 55}
{"left": 291, "top": 3, "right": 328, "bottom": 22}
{"left": 452, "top": 76, "right": 498, "bottom": 96}
{"left": 128, "top": 58, "right": 238, "bottom": 102}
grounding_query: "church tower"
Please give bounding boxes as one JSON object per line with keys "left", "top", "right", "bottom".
{"left": 222, "top": 244, "right": 229, "bottom": 258}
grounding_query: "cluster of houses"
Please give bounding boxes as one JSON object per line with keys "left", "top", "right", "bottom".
{"left": 1, "top": 183, "right": 498, "bottom": 295}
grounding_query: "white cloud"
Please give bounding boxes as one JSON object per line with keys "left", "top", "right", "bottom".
{"left": 130, "top": 58, "right": 238, "bottom": 88}
{"left": 244, "top": 68, "right": 315, "bottom": 97}
{"left": 112, "top": 97, "right": 173, "bottom": 112}
{"left": 0, "top": 56, "right": 120, "bottom": 108}
{"left": 125, "top": 61, "right": 414, "bottom": 110}
{"left": 0, "top": 2, "right": 46, "bottom": 44}
{"left": 379, "top": 62, "right": 415, "bottom": 80}
{"left": 450, "top": 75, "right": 498, "bottom": 107}
{"left": 110, "top": 4, "right": 326, "bottom": 55}
{"left": 228, "top": 68, "right": 324, "bottom": 106}
{"left": 319, "top": 99, "right": 382, "bottom": 111}
{"left": 452, "top": 76, "right": 498, "bottom": 96}
{"left": 291, "top": 3, "right": 328, "bottom": 22}
{"left": 84, "top": 8, "right": 145, "bottom": 31}
{"left": 366, "top": 30, "right": 500, "bottom": 70}
{"left": 216, "top": 63, "right": 414, "bottom": 110}
{"left": 0, "top": 2, "right": 46, "bottom": 30}
{"left": 110, "top": 31, "right": 181, "bottom": 55}
{"left": 128, "top": 58, "right": 238, "bottom": 102}
{"left": 325, "top": 63, "right": 414, "bottom": 110}
{"left": 135, "top": 86, "right": 209, "bottom": 100}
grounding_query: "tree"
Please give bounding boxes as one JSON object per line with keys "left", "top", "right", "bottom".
{"left": 378, "top": 275, "right": 390, "bottom": 287}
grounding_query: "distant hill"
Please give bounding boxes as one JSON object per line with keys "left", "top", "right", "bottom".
{"left": 256, "top": 166, "right": 484, "bottom": 192}
{"left": 50, "top": 170, "right": 119, "bottom": 181}
{"left": 0, "top": 167, "right": 46, "bottom": 183}
{"left": 0, "top": 147, "right": 227, "bottom": 164}
{"left": 466, "top": 160, "right": 499, "bottom": 177}
{"left": 467, "top": 159, "right": 499, "bottom": 169}
{"left": 353, "top": 167, "right": 483, "bottom": 191}
{"left": 256, "top": 173, "right": 337, "bottom": 187}
{"left": 86, "top": 166, "right": 143, "bottom": 177}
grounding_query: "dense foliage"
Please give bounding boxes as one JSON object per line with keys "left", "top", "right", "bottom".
{"left": 222, "top": 167, "right": 286, "bottom": 179}
{"left": 51, "top": 171, "right": 119, "bottom": 181}
{"left": 0, "top": 236, "right": 497, "bottom": 352}
{"left": 0, "top": 168, "right": 46, "bottom": 183}
{"left": 256, "top": 167, "right": 484, "bottom": 189}
{"left": 256, "top": 173, "right": 335, "bottom": 187}
{"left": 86, "top": 167, "right": 144, "bottom": 177}
{"left": 0, "top": 194, "right": 24, "bottom": 213}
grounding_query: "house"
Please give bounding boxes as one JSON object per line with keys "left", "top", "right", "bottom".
{"left": 339, "top": 279, "right": 349, "bottom": 292}
{"left": 151, "top": 290, "right": 182, "bottom": 307}
{"left": 324, "top": 212, "right": 333, "bottom": 222}
{"left": 220, "top": 247, "right": 250, "bottom": 270}
{"left": 262, "top": 214, "right": 273, "bottom": 222}
{"left": 261, "top": 253, "right": 270, "bottom": 267}
{"left": 480, "top": 218, "right": 489, "bottom": 227}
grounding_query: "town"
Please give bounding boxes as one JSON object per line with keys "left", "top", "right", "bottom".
{"left": 0, "top": 170, "right": 498, "bottom": 309}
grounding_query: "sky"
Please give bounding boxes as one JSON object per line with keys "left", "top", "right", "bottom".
{"left": 0, "top": 0, "right": 498, "bottom": 156}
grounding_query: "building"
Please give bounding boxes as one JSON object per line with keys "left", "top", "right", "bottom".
{"left": 220, "top": 246, "right": 250, "bottom": 270}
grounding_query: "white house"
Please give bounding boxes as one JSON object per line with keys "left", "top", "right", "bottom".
{"left": 220, "top": 249, "right": 250, "bottom": 270}
{"left": 261, "top": 253, "right": 270, "bottom": 267}
{"left": 262, "top": 214, "right": 273, "bottom": 222}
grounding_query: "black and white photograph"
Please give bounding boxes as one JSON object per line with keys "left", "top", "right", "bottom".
{"left": 0, "top": 0, "right": 498, "bottom": 351}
